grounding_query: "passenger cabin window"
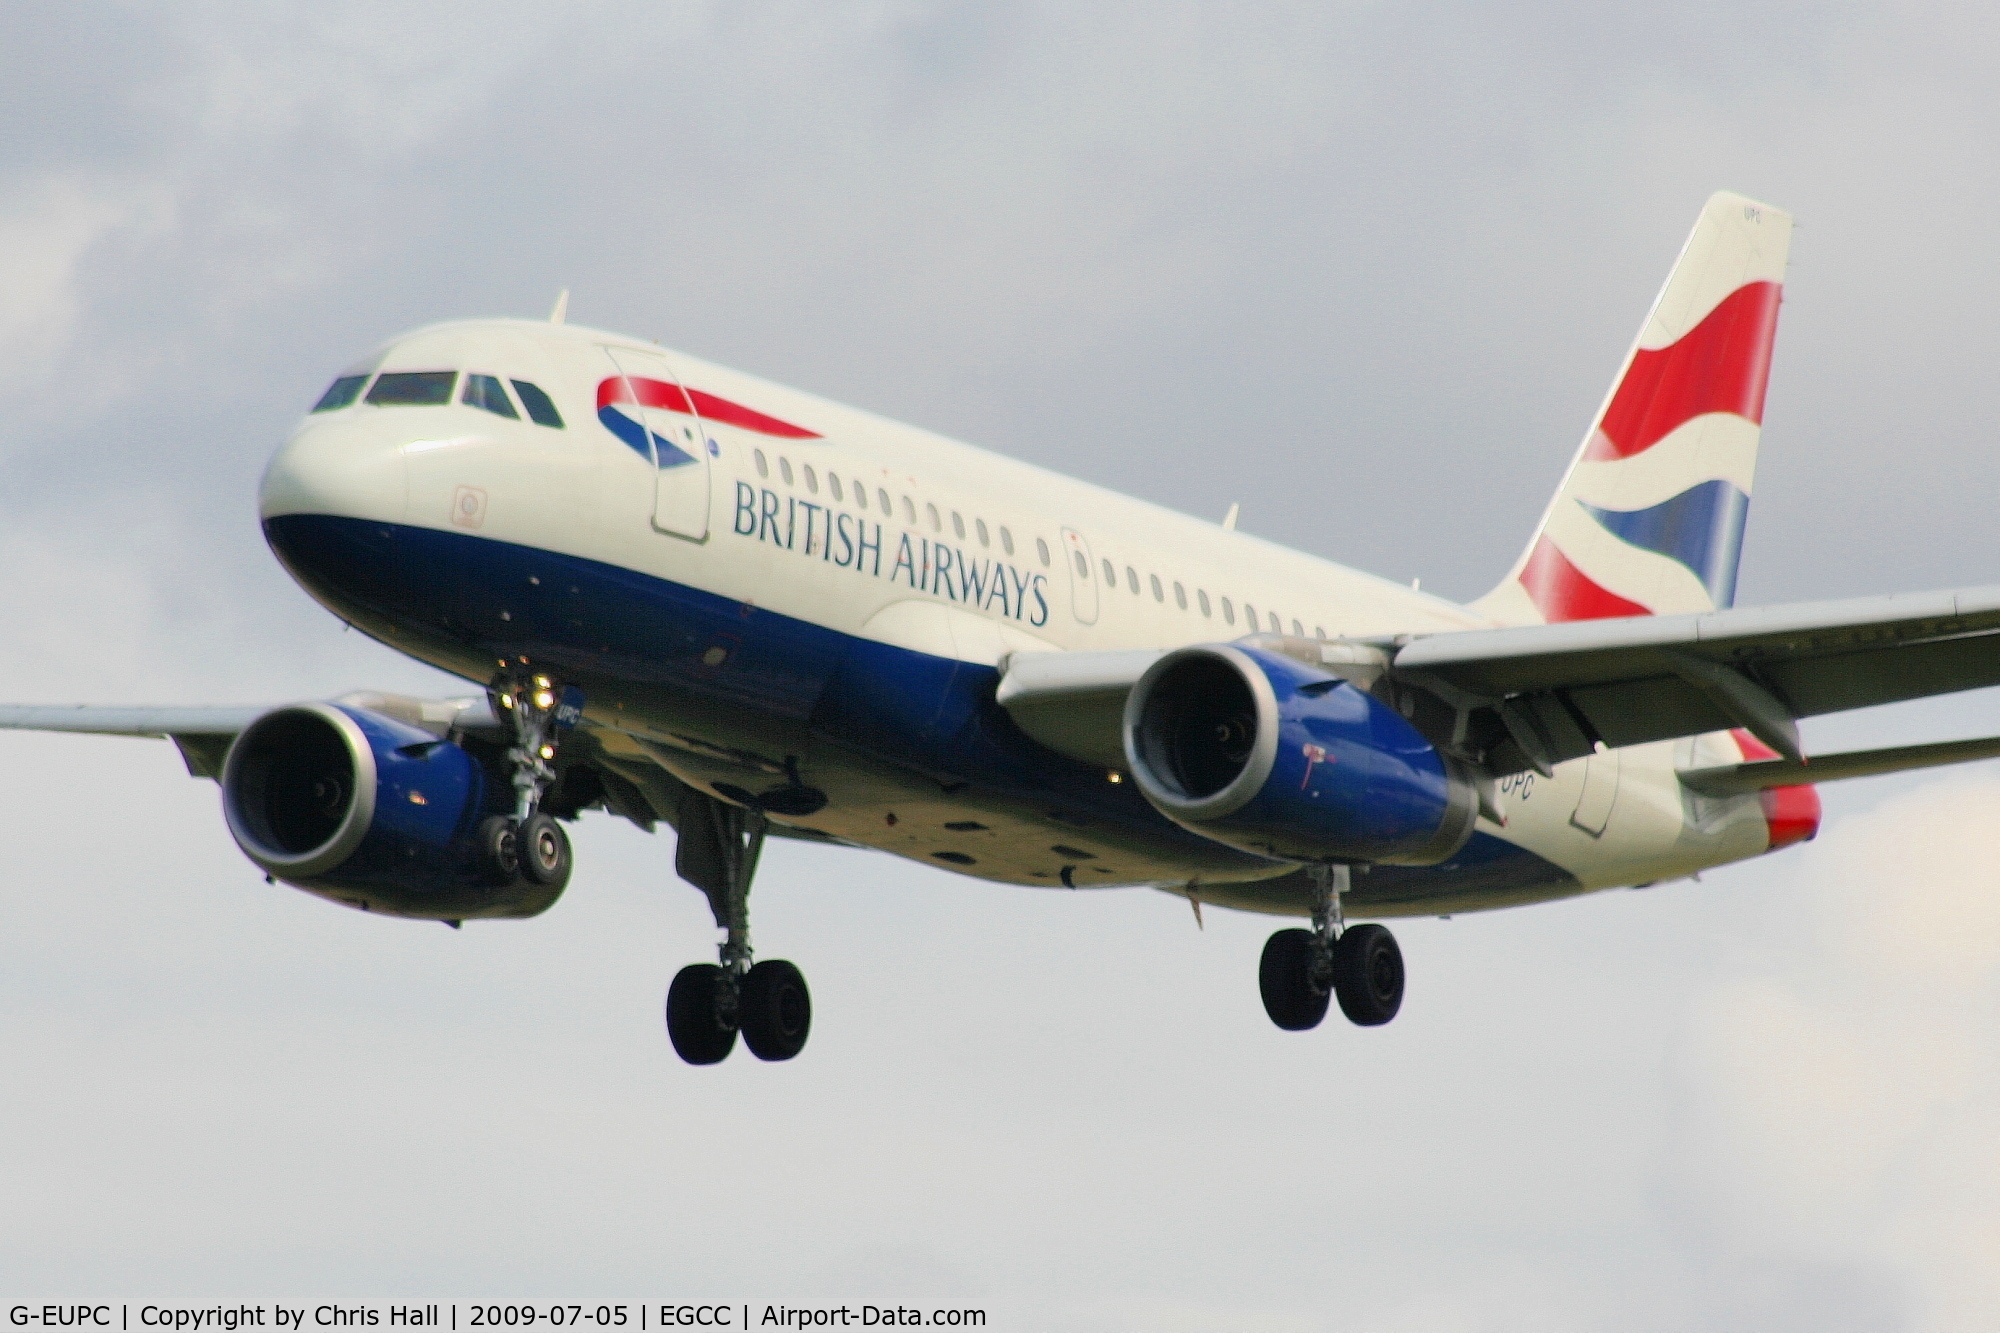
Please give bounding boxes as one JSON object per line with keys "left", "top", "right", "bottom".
{"left": 926, "top": 503, "right": 941, "bottom": 531}
{"left": 1174, "top": 581, "right": 1187, "bottom": 609}
{"left": 1036, "top": 537, "right": 1050, "bottom": 566}
{"left": 367, "top": 371, "right": 456, "bottom": 406}
{"left": 1151, "top": 574, "right": 1164, "bottom": 602}
{"left": 312, "top": 375, "right": 368, "bottom": 412}
{"left": 1269, "top": 612, "right": 1281, "bottom": 632}
{"left": 901, "top": 496, "right": 916, "bottom": 524}
{"left": 780, "top": 458, "right": 794, "bottom": 486}
{"left": 952, "top": 512, "right": 966, "bottom": 539}
{"left": 462, "top": 374, "right": 519, "bottom": 419}
{"left": 1222, "top": 598, "right": 1235, "bottom": 625}
{"left": 1244, "top": 603, "right": 1257, "bottom": 628}
{"left": 1292, "top": 618, "right": 1303, "bottom": 636}
{"left": 1315, "top": 625, "right": 1327, "bottom": 639}
{"left": 829, "top": 473, "right": 844, "bottom": 501}
{"left": 976, "top": 519, "right": 989, "bottom": 547}
{"left": 1126, "top": 566, "right": 1139, "bottom": 594}
{"left": 1198, "top": 590, "right": 1211, "bottom": 616}
{"left": 804, "top": 465, "right": 819, "bottom": 494}
{"left": 1074, "top": 550, "right": 1090, "bottom": 578}
{"left": 755, "top": 450, "right": 769, "bottom": 478}
{"left": 877, "top": 487, "right": 891, "bottom": 514}
{"left": 510, "top": 380, "right": 564, "bottom": 428}
{"left": 1000, "top": 527, "right": 1014, "bottom": 555}
{"left": 1101, "top": 558, "right": 1116, "bottom": 585}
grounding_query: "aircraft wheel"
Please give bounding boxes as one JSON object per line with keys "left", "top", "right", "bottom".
{"left": 1332, "top": 923, "right": 1404, "bottom": 1026}
{"left": 740, "top": 959, "right": 812, "bottom": 1061}
{"left": 518, "top": 813, "right": 572, "bottom": 888}
{"left": 476, "top": 815, "right": 519, "bottom": 885}
{"left": 1259, "top": 928, "right": 1330, "bottom": 1031}
{"left": 666, "top": 963, "right": 738, "bottom": 1065}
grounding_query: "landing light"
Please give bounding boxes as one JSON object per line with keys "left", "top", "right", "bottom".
{"left": 499, "top": 693, "right": 514, "bottom": 709}
{"left": 539, "top": 745, "right": 555, "bottom": 760}
{"left": 1108, "top": 771, "right": 1124, "bottom": 783}
{"left": 534, "top": 690, "right": 555, "bottom": 709}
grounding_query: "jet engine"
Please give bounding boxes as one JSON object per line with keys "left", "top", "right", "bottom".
{"left": 221, "top": 702, "right": 560, "bottom": 919}
{"left": 1123, "top": 643, "right": 1478, "bottom": 866}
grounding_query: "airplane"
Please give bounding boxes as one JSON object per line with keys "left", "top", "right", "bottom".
{"left": 12, "top": 190, "right": 2000, "bottom": 1065}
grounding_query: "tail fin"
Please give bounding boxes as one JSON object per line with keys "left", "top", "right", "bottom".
{"left": 1474, "top": 191, "right": 1793, "bottom": 625}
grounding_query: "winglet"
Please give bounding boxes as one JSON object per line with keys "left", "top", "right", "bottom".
{"left": 549, "top": 289, "right": 569, "bottom": 325}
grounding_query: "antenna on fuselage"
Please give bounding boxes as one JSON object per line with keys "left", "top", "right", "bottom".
{"left": 1222, "top": 502, "right": 1239, "bottom": 531}
{"left": 549, "top": 289, "right": 570, "bottom": 325}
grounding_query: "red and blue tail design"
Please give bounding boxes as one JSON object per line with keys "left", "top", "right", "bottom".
{"left": 1476, "top": 193, "right": 1793, "bottom": 625}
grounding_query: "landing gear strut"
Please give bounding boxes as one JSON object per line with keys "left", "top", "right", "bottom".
{"left": 481, "top": 669, "right": 575, "bottom": 892}
{"left": 665, "top": 791, "right": 812, "bottom": 1065}
{"left": 1259, "top": 863, "right": 1405, "bottom": 1030}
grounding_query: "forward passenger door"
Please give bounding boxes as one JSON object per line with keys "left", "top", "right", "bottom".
{"left": 601, "top": 347, "right": 710, "bottom": 541}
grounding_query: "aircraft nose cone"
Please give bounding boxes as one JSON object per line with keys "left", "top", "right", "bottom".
{"left": 261, "top": 418, "right": 410, "bottom": 525}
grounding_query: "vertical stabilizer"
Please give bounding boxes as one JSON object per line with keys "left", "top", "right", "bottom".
{"left": 1474, "top": 192, "right": 1793, "bottom": 625}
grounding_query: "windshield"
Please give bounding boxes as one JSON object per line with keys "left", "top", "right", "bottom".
{"left": 311, "top": 375, "right": 369, "bottom": 412}
{"left": 366, "top": 371, "right": 457, "bottom": 406}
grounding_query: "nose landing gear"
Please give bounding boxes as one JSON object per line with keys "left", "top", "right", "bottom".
{"left": 479, "top": 670, "right": 577, "bottom": 892}
{"left": 665, "top": 791, "right": 813, "bottom": 1065}
{"left": 1258, "top": 863, "right": 1405, "bottom": 1031}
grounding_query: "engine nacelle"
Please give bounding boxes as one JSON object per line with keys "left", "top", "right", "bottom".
{"left": 1123, "top": 643, "right": 1478, "bottom": 865}
{"left": 221, "top": 702, "right": 559, "bottom": 920}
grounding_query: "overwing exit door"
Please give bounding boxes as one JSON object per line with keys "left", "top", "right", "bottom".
{"left": 1061, "top": 528, "right": 1099, "bottom": 625}
{"left": 601, "top": 347, "right": 710, "bottom": 540}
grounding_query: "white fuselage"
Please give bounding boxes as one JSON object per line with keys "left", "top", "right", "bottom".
{"left": 260, "top": 318, "right": 1798, "bottom": 919}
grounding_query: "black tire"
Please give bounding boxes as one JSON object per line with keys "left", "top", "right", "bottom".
{"left": 1259, "top": 928, "right": 1330, "bottom": 1031}
{"left": 666, "top": 963, "right": 737, "bottom": 1065}
{"left": 1332, "top": 923, "right": 1404, "bottom": 1026}
{"left": 517, "top": 812, "right": 572, "bottom": 888}
{"left": 476, "top": 815, "right": 519, "bottom": 885}
{"left": 740, "top": 959, "right": 812, "bottom": 1061}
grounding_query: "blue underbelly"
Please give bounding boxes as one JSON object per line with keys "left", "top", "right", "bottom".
{"left": 262, "top": 513, "right": 1579, "bottom": 911}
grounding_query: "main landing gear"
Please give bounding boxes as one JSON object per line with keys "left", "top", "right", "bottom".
{"left": 478, "top": 670, "right": 575, "bottom": 893}
{"left": 664, "top": 791, "right": 812, "bottom": 1065}
{"left": 1259, "top": 863, "right": 1405, "bottom": 1030}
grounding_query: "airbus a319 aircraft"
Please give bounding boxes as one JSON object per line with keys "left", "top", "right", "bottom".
{"left": 17, "top": 192, "right": 2000, "bottom": 1064}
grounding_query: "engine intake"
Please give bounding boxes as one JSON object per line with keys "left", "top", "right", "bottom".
{"left": 222, "top": 702, "right": 560, "bottom": 920}
{"left": 1124, "top": 644, "right": 1477, "bottom": 865}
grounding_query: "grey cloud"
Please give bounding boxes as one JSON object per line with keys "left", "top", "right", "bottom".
{"left": 4, "top": 2, "right": 2000, "bottom": 1324}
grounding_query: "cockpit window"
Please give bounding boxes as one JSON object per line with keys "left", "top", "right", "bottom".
{"left": 462, "top": 374, "right": 519, "bottom": 419}
{"left": 311, "top": 375, "right": 369, "bottom": 412}
{"left": 366, "top": 371, "right": 457, "bottom": 406}
{"left": 510, "top": 379, "right": 564, "bottom": 428}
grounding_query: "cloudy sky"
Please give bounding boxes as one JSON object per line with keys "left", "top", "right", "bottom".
{"left": 4, "top": 2, "right": 1999, "bottom": 1327}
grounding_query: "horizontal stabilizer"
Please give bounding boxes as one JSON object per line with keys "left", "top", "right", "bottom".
{"left": 1680, "top": 734, "right": 2000, "bottom": 796}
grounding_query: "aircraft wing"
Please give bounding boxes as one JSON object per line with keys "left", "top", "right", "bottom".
{"left": 996, "top": 584, "right": 2000, "bottom": 787}
{"left": 0, "top": 694, "right": 504, "bottom": 780}
{"left": 0, "top": 695, "right": 847, "bottom": 847}
{"left": 1391, "top": 584, "right": 2000, "bottom": 774}
{"left": 0, "top": 704, "right": 273, "bottom": 778}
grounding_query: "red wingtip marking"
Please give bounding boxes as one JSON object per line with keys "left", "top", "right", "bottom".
{"left": 1729, "top": 729, "right": 1822, "bottom": 851}
{"left": 1518, "top": 536, "right": 1651, "bottom": 622}
{"left": 597, "top": 376, "right": 820, "bottom": 439}
{"left": 1587, "top": 281, "right": 1782, "bottom": 461}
